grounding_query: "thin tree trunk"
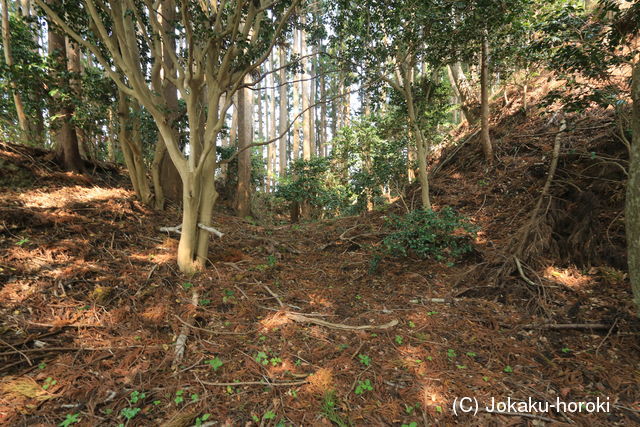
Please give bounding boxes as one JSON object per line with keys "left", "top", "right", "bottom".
{"left": 403, "top": 65, "right": 430, "bottom": 209}
{"left": 268, "top": 51, "right": 277, "bottom": 190}
{"left": 320, "top": 67, "right": 327, "bottom": 157}
{"left": 480, "top": 31, "right": 493, "bottom": 163}
{"left": 117, "top": 91, "right": 152, "bottom": 204}
{"left": 447, "top": 62, "right": 480, "bottom": 125}
{"left": 278, "top": 47, "right": 288, "bottom": 177}
{"left": 300, "top": 26, "right": 312, "bottom": 160}
{"left": 628, "top": 59, "right": 640, "bottom": 317}
{"left": 235, "top": 76, "right": 252, "bottom": 217}
{"left": 149, "top": 0, "right": 181, "bottom": 209}
{"left": 48, "top": 17, "right": 83, "bottom": 172}
{"left": 2, "top": 0, "right": 29, "bottom": 136}
{"left": 292, "top": 29, "right": 301, "bottom": 161}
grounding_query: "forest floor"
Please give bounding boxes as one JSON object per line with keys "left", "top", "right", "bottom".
{"left": 1, "top": 88, "right": 640, "bottom": 426}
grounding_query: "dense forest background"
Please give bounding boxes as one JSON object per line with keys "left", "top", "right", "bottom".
{"left": 0, "top": 0, "right": 639, "bottom": 425}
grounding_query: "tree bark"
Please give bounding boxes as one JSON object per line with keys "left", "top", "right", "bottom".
{"left": 480, "top": 32, "right": 493, "bottom": 163}
{"left": 320, "top": 61, "right": 327, "bottom": 156}
{"left": 235, "top": 76, "right": 252, "bottom": 217}
{"left": 628, "top": 59, "right": 640, "bottom": 317}
{"left": 278, "top": 47, "right": 288, "bottom": 177}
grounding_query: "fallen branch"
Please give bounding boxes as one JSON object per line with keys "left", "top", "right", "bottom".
{"left": 514, "top": 257, "right": 540, "bottom": 287}
{"left": 263, "top": 285, "right": 398, "bottom": 330}
{"left": 286, "top": 313, "right": 398, "bottom": 330}
{"left": 172, "top": 290, "right": 199, "bottom": 370}
{"left": 159, "top": 224, "right": 182, "bottom": 233}
{"left": 159, "top": 224, "right": 224, "bottom": 238}
{"left": 197, "top": 223, "right": 224, "bottom": 238}
{"left": 199, "top": 379, "right": 308, "bottom": 387}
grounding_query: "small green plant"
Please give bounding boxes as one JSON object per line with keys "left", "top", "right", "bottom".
{"left": 222, "top": 289, "right": 235, "bottom": 303}
{"left": 42, "top": 377, "right": 57, "bottom": 390}
{"left": 427, "top": 311, "right": 438, "bottom": 316}
{"left": 321, "top": 390, "right": 349, "bottom": 427}
{"left": 194, "top": 414, "right": 211, "bottom": 426}
{"left": 354, "top": 379, "right": 373, "bottom": 395}
{"left": 503, "top": 365, "right": 513, "bottom": 373}
{"left": 199, "top": 298, "right": 211, "bottom": 306}
{"left": 482, "top": 376, "right": 490, "bottom": 382}
{"left": 266, "top": 255, "right": 277, "bottom": 267}
{"left": 254, "top": 351, "right": 282, "bottom": 366}
{"left": 382, "top": 207, "right": 478, "bottom": 261}
{"left": 38, "top": 362, "right": 46, "bottom": 370}
{"left": 395, "top": 335, "right": 404, "bottom": 345}
{"left": 174, "top": 389, "right": 184, "bottom": 404}
{"left": 408, "top": 321, "right": 416, "bottom": 328}
{"left": 59, "top": 413, "right": 80, "bottom": 426}
{"left": 130, "top": 390, "right": 146, "bottom": 404}
{"left": 358, "top": 354, "right": 371, "bottom": 367}
{"left": 561, "top": 347, "right": 572, "bottom": 354}
{"left": 401, "top": 423, "right": 418, "bottom": 427}
{"left": 205, "top": 357, "right": 223, "bottom": 371}
{"left": 466, "top": 352, "right": 477, "bottom": 357}
{"left": 181, "top": 282, "right": 194, "bottom": 290}
{"left": 446, "top": 349, "right": 456, "bottom": 358}
{"left": 435, "top": 406, "right": 443, "bottom": 413}
{"left": 120, "top": 407, "right": 141, "bottom": 421}
{"left": 16, "top": 237, "right": 29, "bottom": 246}
{"left": 404, "top": 403, "right": 420, "bottom": 415}
{"left": 456, "top": 364, "right": 467, "bottom": 369}
{"left": 191, "top": 393, "right": 199, "bottom": 402}
{"left": 263, "top": 410, "right": 276, "bottom": 420}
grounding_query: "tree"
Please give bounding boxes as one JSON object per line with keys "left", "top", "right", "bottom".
{"left": 235, "top": 75, "right": 253, "bottom": 217}
{"left": 47, "top": 5, "right": 84, "bottom": 173}
{"left": 331, "top": 0, "right": 454, "bottom": 209}
{"left": 1, "top": 0, "right": 29, "bottom": 137}
{"left": 36, "top": 0, "right": 301, "bottom": 273}
{"left": 278, "top": 46, "right": 288, "bottom": 178}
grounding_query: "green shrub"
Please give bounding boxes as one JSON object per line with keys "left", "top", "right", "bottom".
{"left": 383, "top": 207, "right": 478, "bottom": 261}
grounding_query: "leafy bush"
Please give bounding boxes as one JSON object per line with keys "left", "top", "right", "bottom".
{"left": 383, "top": 207, "right": 478, "bottom": 261}
{"left": 276, "top": 157, "right": 350, "bottom": 217}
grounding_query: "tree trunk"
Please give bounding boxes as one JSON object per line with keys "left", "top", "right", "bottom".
{"left": 480, "top": 32, "right": 493, "bottom": 163}
{"left": 150, "top": 0, "right": 181, "bottom": 210}
{"left": 235, "top": 76, "right": 252, "bottom": 217}
{"left": 292, "top": 28, "right": 301, "bottom": 161}
{"left": 268, "top": 52, "right": 277, "bottom": 190}
{"left": 66, "top": 38, "right": 89, "bottom": 159}
{"left": 2, "top": 0, "right": 29, "bottom": 136}
{"left": 278, "top": 47, "right": 288, "bottom": 177}
{"left": 447, "top": 62, "right": 480, "bottom": 125}
{"left": 320, "top": 69, "right": 327, "bottom": 157}
{"left": 300, "top": 26, "right": 312, "bottom": 161}
{"left": 403, "top": 65, "right": 430, "bottom": 209}
{"left": 48, "top": 22, "right": 84, "bottom": 172}
{"left": 628, "top": 59, "right": 640, "bottom": 317}
{"left": 117, "top": 91, "right": 152, "bottom": 204}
